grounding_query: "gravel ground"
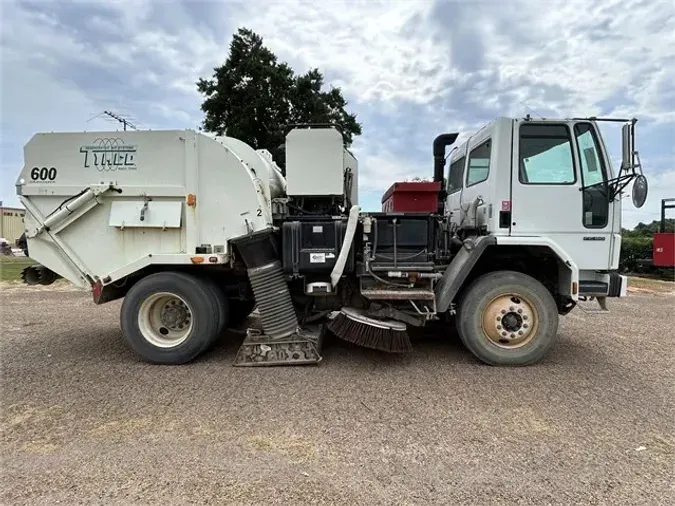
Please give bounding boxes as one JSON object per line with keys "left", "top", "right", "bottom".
{"left": 1, "top": 284, "right": 674, "bottom": 505}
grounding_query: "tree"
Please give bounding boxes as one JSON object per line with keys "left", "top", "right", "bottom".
{"left": 619, "top": 219, "right": 674, "bottom": 279}
{"left": 622, "top": 219, "right": 675, "bottom": 237}
{"left": 196, "top": 28, "right": 362, "bottom": 169}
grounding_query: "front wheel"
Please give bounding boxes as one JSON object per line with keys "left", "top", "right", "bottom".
{"left": 120, "top": 272, "right": 220, "bottom": 364}
{"left": 456, "top": 270, "right": 559, "bottom": 366}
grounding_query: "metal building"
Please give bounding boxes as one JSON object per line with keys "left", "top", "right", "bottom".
{"left": 0, "top": 202, "right": 26, "bottom": 245}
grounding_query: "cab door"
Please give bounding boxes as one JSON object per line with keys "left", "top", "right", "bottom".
{"left": 445, "top": 152, "right": 466, "bottom": 228}
{"left": 575, "top": 122, "right": 616, "bottom": 268}
{"left": 459, "top": 130, "right": 492, "bottom": 231}
{"left": 510, "top": 120, "right": 612, "bottom": 270}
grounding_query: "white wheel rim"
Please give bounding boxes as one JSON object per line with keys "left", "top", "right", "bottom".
{"left": 138, "top": 292, "right": 193, "bottom": 348}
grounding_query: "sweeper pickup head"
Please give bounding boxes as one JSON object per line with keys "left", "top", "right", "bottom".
{"left": 327, "top": 307, "right": 413, "bottom": 353}
{"left": 21, "top": 265, "right": 60, "bottom": 286}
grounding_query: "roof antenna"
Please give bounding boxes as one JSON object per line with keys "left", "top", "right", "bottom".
{"left": 519, "top": 101, "right": 545, "bottom": 120}
{"left": 102, "top": 110, "right": 138, "bottom": 131}
{"left": 87, "top": 110, "right": 139, "bottom": 131}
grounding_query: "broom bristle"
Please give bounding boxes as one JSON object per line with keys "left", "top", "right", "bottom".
{"left": 327, "top": 312, "right": 413, "bottom": 353}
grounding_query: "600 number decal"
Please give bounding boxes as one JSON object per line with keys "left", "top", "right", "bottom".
{"left": 30, "top": 166, "right": 57, "bottom": 181}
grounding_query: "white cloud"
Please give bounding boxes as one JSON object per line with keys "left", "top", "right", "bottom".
{"left": 0, "top": 61, "right": 113, "bottom": 201}
{"left": 0, "top": 62, "right": 109, "bottom": 134}
{"left": 1, "top": 6, "right": 94, "bottom": 67}
{"left": 622, "top": 170, "right": 675, "bottom": 228}
{"left": 239, "top": 0, "right": 452, "bottom": 105}
{"left": 358, "top": 151, "right": 431, "bottom": 193}
{"left": 477, "top": 0, "right": 675, "bottom": 121}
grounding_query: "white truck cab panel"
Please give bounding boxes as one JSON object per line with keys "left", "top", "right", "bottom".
{"left": 446, "top": 117, "right": 619, "bottom": 272}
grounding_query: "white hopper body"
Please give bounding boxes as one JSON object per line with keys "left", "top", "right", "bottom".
{"left": 15, "top": 129, "right": 284, "bottom": 289}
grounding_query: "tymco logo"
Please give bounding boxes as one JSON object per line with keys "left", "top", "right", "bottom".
{"left": 80, "top": 138, "right": 138, "bottom": 171}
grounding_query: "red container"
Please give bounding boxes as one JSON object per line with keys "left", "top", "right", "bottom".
{"left": 381, "top": 181, "right": 441, "bottom": 213}
{"left": 653, "top": 233, "right": 675, "bottom": 267}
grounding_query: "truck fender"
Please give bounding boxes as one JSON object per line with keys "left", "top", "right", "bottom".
{"left": 435, "top": 236, "right": 496, "bottom": 312}
{"left": 496, "top": 236, "right": 579, "bottom": 302}
{"left": 435, "top": 235, "right": 580, "bottom": 313}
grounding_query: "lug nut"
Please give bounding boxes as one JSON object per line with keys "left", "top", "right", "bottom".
{"left": 517, "top": 309, "right": 522, "bottom": 314}
{"left": 523, "top": 324, "right": 528, "bottom": 329}
{"left": 518, "top": 331, "right": 523, "bottom": 335}
{"left": 502, "top": 331, "right": 507, "bottom": 336}
{"left": 496, "top": 316, "right": 501, "bottom": 321}
{"left": 523, "top": 315, "right": 528, "bottom": 320}
{"left": 510, "top": 333, "right": 516, "bottom": 338}
{"left": 497, "top": 325, "right": 502, "bottom": 330}
{"left": 501, "top": 309, "right": 506, "bottom": 314}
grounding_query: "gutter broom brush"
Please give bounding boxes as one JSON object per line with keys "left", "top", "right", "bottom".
{"left": 327, "top": 307, "right": 413, "bottom": 353}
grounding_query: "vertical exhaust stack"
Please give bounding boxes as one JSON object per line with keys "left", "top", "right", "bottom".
{"left": 433, "top": 133, "right": 459, "bottom": 209}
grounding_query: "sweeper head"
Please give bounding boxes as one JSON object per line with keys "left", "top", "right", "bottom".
{"left": 21, "top": 265, "right": 59, "bottom": 286}
{"left": 327, "top": 307, "right": 413, "bottom": 353}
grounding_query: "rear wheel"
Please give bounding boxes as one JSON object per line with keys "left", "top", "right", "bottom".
{"left": 199, "top": 277, "right": 230, "bottom": 344}
{"left": 121, "top": 272, "right": 219, "bottom": 364}
{"left": 456, "top": 270, "right": 559, "bottom": 366}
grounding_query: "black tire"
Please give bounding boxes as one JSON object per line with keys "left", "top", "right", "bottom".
{"left": 199, "top": 277, "right": 230, "bottom": 344}
{"left": 456, "top": 270, "right": 559, "bottom": 366}
{"left": 120, "top": 272, "right": 220, "bottom": 364}
{"left": 227, "top": 299, "right": 256, "bottom": 328}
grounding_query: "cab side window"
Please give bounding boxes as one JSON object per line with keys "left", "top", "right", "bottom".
{"left": 575, "top": 123, "right": 609, "bottom": 228}
{"left": 447, "top": 157, "right": 465, "bottom": 193}
{"left": 575, "top": 123, "right": 606, "bottom": 186}
{"left": 466, "top": 140, "right": 491, "bottom": 186}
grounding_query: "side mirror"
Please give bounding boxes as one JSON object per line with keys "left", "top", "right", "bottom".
{"left": 632, "top": 174, "right": 648, "bottom": 208}
{"left": 621, "top": 122, "right": 634, "bottom": 172}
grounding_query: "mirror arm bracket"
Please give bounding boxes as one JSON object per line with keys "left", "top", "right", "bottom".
{"left": 608, "top": 175, "right": 634, "bottom": 202}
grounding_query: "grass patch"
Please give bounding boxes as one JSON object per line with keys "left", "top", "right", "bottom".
{"left": 628, "top": 275, "right": 675, "bottom": 294}
{"left": 0, "top": 256, "right": 35, "bottom": 281}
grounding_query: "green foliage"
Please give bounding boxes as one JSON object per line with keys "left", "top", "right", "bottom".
{"left": 196, "top": 28, "right": 362, "bottom": 169}
{"left": 619, "top": 235, "right": 653, "bottom": 272}
{"left": 622, "top": 218, "right": 675, "bottom": 237}
{"left": 619, "top": 221, "right": 675, "bottom": 280}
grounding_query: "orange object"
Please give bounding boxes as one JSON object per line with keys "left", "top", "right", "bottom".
{"left": 186, "top": 193, "right": 197, "bottom": 207}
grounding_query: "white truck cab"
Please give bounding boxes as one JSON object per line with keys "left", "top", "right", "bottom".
{"left": 443, "top": 116, "right": 645, "bottom": 304}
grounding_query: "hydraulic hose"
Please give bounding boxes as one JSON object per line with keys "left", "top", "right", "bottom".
{"left": 330, "top": 204, "right": 360, "bottom": 287}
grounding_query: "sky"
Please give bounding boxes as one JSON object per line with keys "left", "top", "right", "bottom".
{"left": 1, "top": 0, "right": 673, "bottom": 228}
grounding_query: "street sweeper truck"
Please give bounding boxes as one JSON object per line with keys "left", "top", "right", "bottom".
{"left": 15, "top": 116, "right": 649, "bottom": 367}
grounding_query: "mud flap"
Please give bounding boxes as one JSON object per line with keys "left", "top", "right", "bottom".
{"left": 233, "top": 325, "right": 324, "bottom": 366}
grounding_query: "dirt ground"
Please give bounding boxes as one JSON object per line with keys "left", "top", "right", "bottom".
{"left": 1, "top": 282, "right": 674, "bottom": 505}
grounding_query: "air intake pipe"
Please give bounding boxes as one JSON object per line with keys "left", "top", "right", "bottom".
{"left": 433, "top": 133, "right": 459, "bottom": 185}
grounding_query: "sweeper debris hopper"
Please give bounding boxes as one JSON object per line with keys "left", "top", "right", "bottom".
{"left": 16, "top": 117, "right": 645, "bottom": 367}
